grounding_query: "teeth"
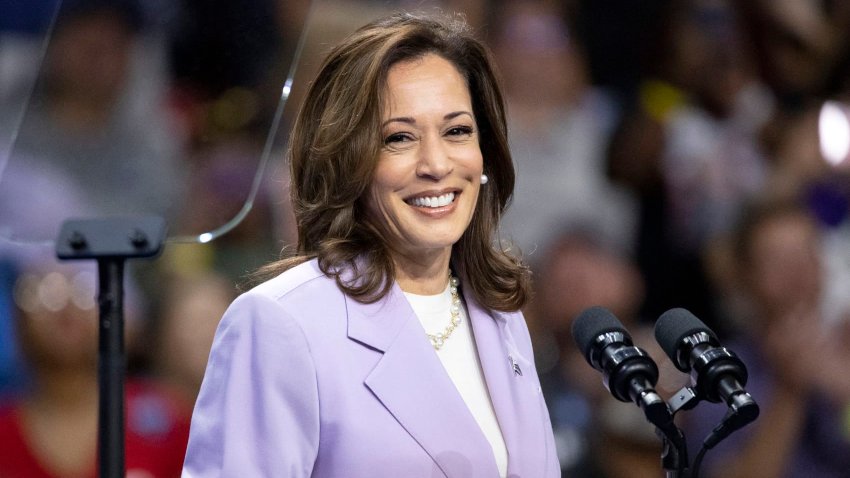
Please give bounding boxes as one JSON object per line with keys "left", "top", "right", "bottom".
{"left": 409, "top": 192, "right": 455, "bottom": 208}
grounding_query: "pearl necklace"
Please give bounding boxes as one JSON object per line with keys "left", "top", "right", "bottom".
{"left": 426, "top": 272, "right": 462, "bottom": 351}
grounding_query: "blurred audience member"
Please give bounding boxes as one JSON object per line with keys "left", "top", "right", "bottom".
{"left": 735, "top": 0, "right": 850, "bottom": 108}
{"left": 5, "top": 0, "right": 186, "bottom": 220}
{"left": 490, "top": 0, "right": 636, "bottom": 258}
{"left": 0, "top": 158, "right": 94, "bottom": 394}
{"left": 146, "top": 272, "right": 235, "bottom": 406}
{"left": 0, "top": 249, "right": 190, "bottom": 478}
{"left": 529, "top": 228, "right": 676, "bottom": 478}
{"left": 683, "top": 199, "right": 850, "bottom": 478}
{"left": 608, "top": 0, "right": 772, "bottom": 327}
{"left": 754, "top": 102, "right": 850, "bottom": 326}
{"left": 660, "top": 2, "right": 771, "bottom": 253}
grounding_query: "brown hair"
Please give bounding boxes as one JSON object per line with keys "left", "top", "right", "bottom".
{"left": 258, "top": 11, "right": 530, "bottom": 311}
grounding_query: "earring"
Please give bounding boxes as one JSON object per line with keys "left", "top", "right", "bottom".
{"left": 480, "top": 174, "right": 489, "bottom": 185}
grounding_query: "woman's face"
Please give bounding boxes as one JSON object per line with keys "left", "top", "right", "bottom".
{"left": 746, "top": 213, "right": 822, "bottom": 315}
{"left": 14, "top": 268, "right": 99, "bottom": 371}
{"left": 366, "top": 53, "right": 483, "bottom": 264}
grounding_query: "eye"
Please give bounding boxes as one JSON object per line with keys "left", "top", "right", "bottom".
{"left": 446, "top": 125, "right": 474, "bottom": 137}
{"left": 383, "top": 132, "right": 414, "bottom": 145}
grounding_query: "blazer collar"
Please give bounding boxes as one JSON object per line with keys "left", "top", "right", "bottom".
{"left": 345, "top": 279, "right": 410, "bottom": 352}
{"left": 346, "top": 274, "right": 548, "bottom": 477}
{"left": 348, "top": 281, "right": 500, "bottom": 477}
{"left": 465, "top": 293, "right": 548, "bottom": 477}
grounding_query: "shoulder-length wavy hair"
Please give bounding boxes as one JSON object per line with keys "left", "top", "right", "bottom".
{"left": 259, "top": 11, "right": 530, "bottom": 312}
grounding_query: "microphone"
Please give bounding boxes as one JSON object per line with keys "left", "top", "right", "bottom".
{"left": 572, "top": 306, "right": 671, "bottom": 427}
{"left": 654, "top": 308, "right": 759, "bottom": 445}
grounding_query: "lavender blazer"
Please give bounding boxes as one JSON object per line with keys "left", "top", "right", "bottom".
{"left": 182, "top": 259, "right": 560, "bottom": 477}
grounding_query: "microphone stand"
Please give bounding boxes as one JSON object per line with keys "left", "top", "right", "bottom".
{"left": 658, "top": 422, "right": 688, "bottom": 478}
{"left": 634, "top": 386, "right": 691, "bottom": 477}
{"left": 56, "top": 217, "right": 166, "bottom": 478}
{"left": 660, "top": 385, "right": 711, "bottom": 478}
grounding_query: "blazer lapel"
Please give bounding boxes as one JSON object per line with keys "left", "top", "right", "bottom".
{"left": 466, "top": 294, "right": 549, "bottom": 478}
{"left": 347, "top": 283, "right": 499, "bottom": 478}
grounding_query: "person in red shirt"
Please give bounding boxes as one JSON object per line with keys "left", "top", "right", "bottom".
{"left": 0, "top": 252, "right": 189, "bottom": 478}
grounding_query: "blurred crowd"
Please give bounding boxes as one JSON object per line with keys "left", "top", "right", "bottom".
{"left": 1, "top": 0, "right": 849, "bottom": 477}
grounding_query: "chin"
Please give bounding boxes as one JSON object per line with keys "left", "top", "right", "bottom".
{"left": 424, "top": 227, "right": 466, "bottom": 246}
{"left": 404, "top": 232, "right": 462, "bottom": 253}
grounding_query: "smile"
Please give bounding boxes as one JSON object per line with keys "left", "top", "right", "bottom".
{"left": 406, "top": 192, "right": 456, "bottom": 208}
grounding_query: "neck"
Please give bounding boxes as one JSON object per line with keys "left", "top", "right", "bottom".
{"left": 392, "top": 249, "right": 452, "bottom": 295}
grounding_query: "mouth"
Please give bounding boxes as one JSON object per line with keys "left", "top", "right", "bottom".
{"left": 404, "top": 191, "right": 458, "bottom": 208}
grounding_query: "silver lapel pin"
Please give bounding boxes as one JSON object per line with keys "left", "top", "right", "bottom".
{"left": 509, "top": 355, "right": 522, "bottom": 376}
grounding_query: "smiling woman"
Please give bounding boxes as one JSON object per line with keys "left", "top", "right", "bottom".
{"left": 266, "top": 11, "right": 528, "bottom": 312}
{"left": 367, "top": 54, "right": 483, "bottom": 294}
{"left": 182, "top": 11, "right": 560, "bottom": 478}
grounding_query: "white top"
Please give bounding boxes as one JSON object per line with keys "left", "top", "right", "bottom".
{"left": 404, "top": 284, "right": 508, "bottom": 478}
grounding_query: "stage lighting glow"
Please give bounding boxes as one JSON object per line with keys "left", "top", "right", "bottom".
{"left": 818, "top": 101, "right": 850, "bottom": 167}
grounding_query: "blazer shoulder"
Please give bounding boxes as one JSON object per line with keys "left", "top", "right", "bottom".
{"left": 231, "top": 259, "right": 348, "bottom": 337}
{"left": 247, "top": 258, "right": 337, "bottom": 303}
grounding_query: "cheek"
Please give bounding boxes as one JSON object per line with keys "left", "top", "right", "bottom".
{"left": 468, "top": 181, "right": 482, "bottom": 208}
{"left": 465, "top": 149, "right": 484, "bottom": 192}
{"left": 464, "top": 145, "right": 484, "bottom": 172}
{"left": 369, "top": 157, "right": 412, "bottom": 209}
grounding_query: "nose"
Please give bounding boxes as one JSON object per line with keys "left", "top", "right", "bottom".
{"left": 416, "top": 134, "right": 453, "bottom": 180}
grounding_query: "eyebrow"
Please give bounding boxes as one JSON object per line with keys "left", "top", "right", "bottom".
{"left": 381, "top": 111, "right": 474, "bottom": 128}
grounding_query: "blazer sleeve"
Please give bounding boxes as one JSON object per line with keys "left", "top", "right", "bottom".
{"left": 182, "top": 291, "right": 320, "bottom": 477}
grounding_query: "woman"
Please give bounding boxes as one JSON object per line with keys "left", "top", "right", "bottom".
{"left": 0, "top": 252, "right": 189, "bottom": 478}
{"left": 182, "top": 12, "right": 560, "bottom": 478}
{"left": 684, "top": 200, "right": 850, "bottom": 478}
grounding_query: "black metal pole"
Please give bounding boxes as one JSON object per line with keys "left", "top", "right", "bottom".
{"left": 97, "top": 258, "right": 125, "bottom": 478}
{"left": 56, "top": 217, "right": 167, "bottom": 478}
{"left": 657, "top": 415, "right": 689, "bottom": 477}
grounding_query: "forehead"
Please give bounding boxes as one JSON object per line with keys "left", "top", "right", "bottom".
{"left": 382, "top": 54, "right": 470, "bottom": 105}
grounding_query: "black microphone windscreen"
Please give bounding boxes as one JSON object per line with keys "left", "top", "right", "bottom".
{"left": 654, "top": 308, "right": 718, "bottom": 361}
{"left": 572, "top": 306, "right": 628, "bottom": 359}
